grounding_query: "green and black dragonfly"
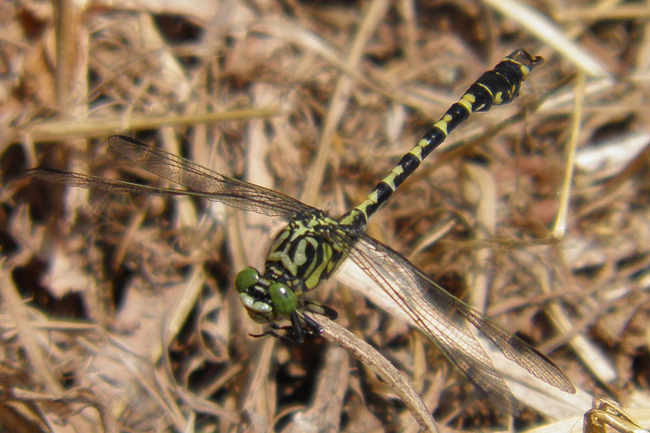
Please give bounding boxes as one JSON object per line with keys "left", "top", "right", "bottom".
{"left": 28, "top": 49, "right": 576, "bottom": 413}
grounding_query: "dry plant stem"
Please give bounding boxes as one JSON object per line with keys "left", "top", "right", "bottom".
{"left": 25, "top": 107, "right": 282, "bottom": 142}
{"left": 550, "top": 73, "right": 618, "bottom": 385}
{"left": 535, "top": 255, "right": 618, "bottom": 385}
{"left": 483, "top": 0, "right": 610, "bottom": 77}
{"left": 0, "top": 261, "right": 63, "bottom": 394}
{"left": 241, "top": 335, "right": 277, "bottom": 431}
{"left": 54, "top": 0, "right": 79, "bottom": 110}
{"left": 252, "top": 18, "right": 455, "bottom": 117}
{"left": 559, "top": 5, "right": 650, "bottom": 22}
{"left": 305, "top": 311, "right": 439, "bottom": 433}
{"left": 111, "top": 208, "right": 148, "bottom": 272}
{"left": 160, "top": 128, "right": 200, "bottom": 230}
{"left": 162, "top": 266, "right": 206, "bottom": 352}
{"left": 301, "top": 0, "right": 391, "bottom": 206}
{"left": 553, "top": 72, "right": 584, "bottom": 239}
{"left": 558, "top": 0, "right": 626, "bottom": 40}
{"left": 10, "top": 388, "right": 119, "bottom": 433}
{"left": 462, "top": 162, "right": 498, "bottom": 314}
{"left": 281, "top": 345, "right": 349, "bottom": 433}
{"left": 160, "top": 325, "right": 241, "bottom": 425}
{"left": 397, "top": 0, "right": 418, "bottom": 63}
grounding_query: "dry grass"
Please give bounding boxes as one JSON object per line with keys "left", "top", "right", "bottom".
{"left": 2, "top": 0, "right": 650, "bottom": 432}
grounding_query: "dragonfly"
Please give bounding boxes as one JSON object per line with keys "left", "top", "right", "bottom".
{"left": 27, "top": 49, "right": 576, "bottom": 413}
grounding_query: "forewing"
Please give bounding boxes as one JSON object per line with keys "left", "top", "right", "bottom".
{"left": 108, "top": 135, "right": 312, "bottom": 216}
{"left": 27, "top": 136, "right": 314, "bottom": 218}
{"left": 350, "top": 233, "right": 575, "bottom": 412}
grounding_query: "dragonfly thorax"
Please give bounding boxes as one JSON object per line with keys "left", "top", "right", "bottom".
{"left": 235, "top": 210, "right": 355, "bottom": 325}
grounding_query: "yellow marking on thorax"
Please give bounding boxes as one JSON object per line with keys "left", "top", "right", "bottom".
{"left": 339, "top": 208, "right": 367, "bottom": 227}
{"left": 304, "top": 242, "right": 334, "bottom": 289}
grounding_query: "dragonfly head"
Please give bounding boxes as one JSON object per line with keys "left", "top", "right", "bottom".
{"left": 235, "top": 267, "right": 298, "bottom": 323}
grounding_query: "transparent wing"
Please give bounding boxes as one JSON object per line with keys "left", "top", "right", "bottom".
{"left": 349, "top": 232, "right": 575, "bottom": 413}
{"left": 26, "top": 136, "right": 314, "bottom": 218}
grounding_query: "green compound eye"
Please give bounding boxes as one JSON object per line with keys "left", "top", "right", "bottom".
{"left": 268, "top": 283, "right": 297, "bottom": 317}
{"left": 235, "top": 267, "right": 259, "bottom": 293}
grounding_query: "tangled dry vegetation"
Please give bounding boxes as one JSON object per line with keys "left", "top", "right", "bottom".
{"left": 2, "top": 0, "right": 650, "bottom": 432}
